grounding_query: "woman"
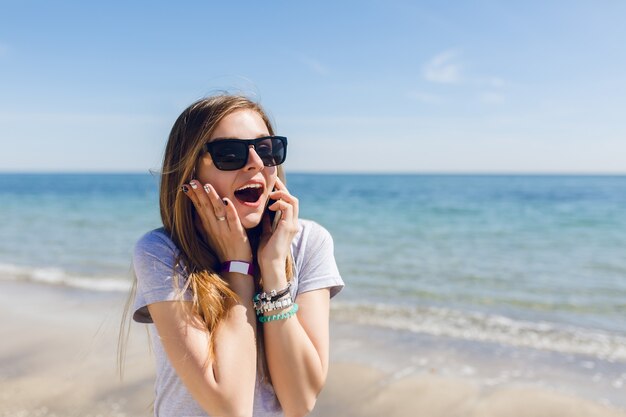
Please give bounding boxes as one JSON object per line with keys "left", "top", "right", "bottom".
{"left": 130, "top": 94, "right": 344, "bottom": 417}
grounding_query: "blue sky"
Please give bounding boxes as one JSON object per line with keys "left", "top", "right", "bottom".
{"left": 1, "top": 1, "right": 625, "bottom": 173}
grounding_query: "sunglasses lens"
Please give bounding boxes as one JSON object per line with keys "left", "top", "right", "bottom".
{"left": 212, "top": 142, "right": 248, "bottom": 170}
{"left": 206, "top": 137, "right": 287, "bottom": 171}
{"left": 257, "top": 137, "right": 286, "bottom": 167}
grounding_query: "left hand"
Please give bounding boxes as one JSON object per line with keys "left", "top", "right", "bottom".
{"left": 258, "top": 177, "right": 299, "bottom": 278}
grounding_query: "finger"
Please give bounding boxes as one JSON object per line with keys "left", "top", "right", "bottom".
{"left": 189, "top": 180, "right": 212, "bottom": 214}
{"left": 269, "top": 190, "right": 298, "bottom": 221}
{"left": 188, "top": 180, "right": 223, "bottom": 233}
{"left": 270, "top": 199, "right": 294, "bottom": 225}
{"left": 292, "top": 195, "right": 299, "bottom": 225}
{"left": 182, "top": 184, "right": 217, "bottom": 237}
{"left": 191, "top": 181, "right": 224, "bottom": 226}
{"left": 222, "top": 197, "right": 244, "bottom": 233}
{"left": 273, "top": 176, "right": 288, "bottom": 192}
{"left": 184, "top": 182, "right": 216, "bottom": 235}
{"left": 268, "top": 189, "right": 294, "bottom": 202}
{"left": 202, "top": 183, "right": 227, "bottom": 220}
{"left": 181, "top": 183, "right": 201, "bottom": 209}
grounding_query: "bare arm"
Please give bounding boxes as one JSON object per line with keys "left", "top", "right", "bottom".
{"left": 149, "top": 179, "right": 258, "bottom": 416}
{"left": 262, "top": 285, "right": 330, "bottom": 417}
{"left": 257, "top": 177, "right": 332, "bottom": 416}
{"left": 148, "top": 273, "right": 257, "bottom": 417}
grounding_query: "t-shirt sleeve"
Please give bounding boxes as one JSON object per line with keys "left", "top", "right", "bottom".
{"left": 296, "top": 221, "right": 344, "bottom": 298}
{"left": 131, "top": 229, "right": 193, "bottom": 323}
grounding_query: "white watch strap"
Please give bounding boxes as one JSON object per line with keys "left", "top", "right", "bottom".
{"left": 222, "top": 261, "right": 253, "bottom": 275}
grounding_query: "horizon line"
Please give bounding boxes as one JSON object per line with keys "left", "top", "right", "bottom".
{"left": 1, "top": 170, "right": 626, "bottom": 176}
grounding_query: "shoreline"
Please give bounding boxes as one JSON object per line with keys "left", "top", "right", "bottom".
{"left": 327, "top": 319, "right": 626, "bottom": 409}
{"left": 1, "top": 279, "right": 625, "bottom": 417}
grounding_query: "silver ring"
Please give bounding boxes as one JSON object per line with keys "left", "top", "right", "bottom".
{"left": 216, "top": 216, "right": 226, "bottom": 221}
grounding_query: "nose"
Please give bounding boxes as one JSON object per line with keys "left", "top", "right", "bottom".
{"left": 244, "top": 145, "right": 265, "bottom": 171}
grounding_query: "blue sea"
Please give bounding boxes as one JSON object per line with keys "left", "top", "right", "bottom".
{"left": 1, "top": 173, "right": 626, "bottom": 368}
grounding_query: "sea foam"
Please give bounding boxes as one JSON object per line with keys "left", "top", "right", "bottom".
{"left": 331, "top": 301, "right": 626, "bottom": 362}
{"left": 0, "top": 262, "right": 132, "bottom": 292}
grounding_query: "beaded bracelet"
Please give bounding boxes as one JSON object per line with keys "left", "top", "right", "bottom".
{"left": 253, "top": 293, "right": 291, "bottom": 312}
{"left": 253, "top": 293, "right": 291, "bottom": 313}
{"left": 259, "top": 303, "right": 299, "bottom": 323}
{"left": 255, "top": 296, "right": 294, "bottom": 315}
{"left": 254, "top": 281, "right": 292, "bottom": 303}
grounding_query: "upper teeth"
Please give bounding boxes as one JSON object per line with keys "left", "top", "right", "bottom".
{"left": 236, "top": 183, "right": 262, "bottom": 191}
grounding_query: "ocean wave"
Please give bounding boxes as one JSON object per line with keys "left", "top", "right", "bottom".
{"left": 0, "top": 263, "right": 131, "bottom": 292}
{"left": 331, "top": 301, "right": 626, "bottom": 362}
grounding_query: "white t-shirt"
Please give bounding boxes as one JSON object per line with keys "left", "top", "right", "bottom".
{"left": 132, "top": 219, "right": 344, "bottom": 417}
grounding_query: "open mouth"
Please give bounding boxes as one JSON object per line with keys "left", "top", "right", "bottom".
{"left": 234, "top": 183, "right": 264, "bottom": 204}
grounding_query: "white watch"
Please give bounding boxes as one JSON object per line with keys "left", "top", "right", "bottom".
{"left": 221, "top": 261, "right": 254, "bottom": 276}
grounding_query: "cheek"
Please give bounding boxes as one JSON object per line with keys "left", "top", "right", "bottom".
{"left": 210, "top": 181, "right": 231, "bottom": 198}
{"left": 196, "top": 166, "right": 233, "bottom": 197}
{"left": 266, "top": 171, "right": 278, "bottom": 192}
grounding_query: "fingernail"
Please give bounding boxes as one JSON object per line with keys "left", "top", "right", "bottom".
{"left": 223, "top": 198, "right": 228, "bottom": 206}
{"left": 190, "top": 181, "right": 198, "bottom": 189}
{"left": 203, "top": 184, "right": 210, "bottom": 193}
{"left": 180, "top": 185, "right": 189, "bottom": 193}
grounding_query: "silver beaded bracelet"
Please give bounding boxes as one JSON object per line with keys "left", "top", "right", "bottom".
{"left": 255, "top": 296, "right": 293, "bottom": 315}
{"left": 255, "top": 281, "right": 292, "bottom": 303}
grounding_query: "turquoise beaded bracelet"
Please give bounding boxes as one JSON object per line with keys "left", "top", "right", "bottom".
{"left": 258, "top": 303, "right": 299, "bottom": 323}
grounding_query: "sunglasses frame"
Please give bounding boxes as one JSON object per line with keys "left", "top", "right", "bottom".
{"left": 202, "top": 135, "right": 288, "bottom": 171}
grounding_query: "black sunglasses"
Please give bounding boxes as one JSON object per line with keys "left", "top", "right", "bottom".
{"left": 203, "top": 136, "right": 288, "bottom": 171}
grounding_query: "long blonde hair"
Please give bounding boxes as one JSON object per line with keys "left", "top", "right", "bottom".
{"left": 119, "top": 94, "right": 293, "bottom": 376}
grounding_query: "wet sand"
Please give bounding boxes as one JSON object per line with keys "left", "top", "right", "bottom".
{"left": 1, "top": 279, "right": 624, "bottom": 417}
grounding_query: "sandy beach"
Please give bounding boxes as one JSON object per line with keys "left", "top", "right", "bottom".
{"left": 1, "top": 279, "right": 624, "bottom": 417}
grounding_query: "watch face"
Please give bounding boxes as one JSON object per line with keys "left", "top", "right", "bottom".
{"left": 223, "top": 260, "right": 253, "bottom": 275}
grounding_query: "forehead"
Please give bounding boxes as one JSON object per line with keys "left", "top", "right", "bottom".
{"left": 210, "top": 109, "right": 269, "bottom": 140}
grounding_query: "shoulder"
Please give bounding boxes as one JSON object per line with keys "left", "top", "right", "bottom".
{"left": 291, "top": 219, "right": 334, "bottom": 259}
{"left": 291, "top": 219, "right": 344, "bottom": 298}
{"left": 131, "top": 228, "right": 191, "bottom": 323}
{"left": 132, "top": 227, "right": 186, "bottom": 277}
{"left": 291, "top": 218, "right": 337, "bottom": 266}
{"left": 133, "top": 227, "right": 180, "bottom": 260}
{"left": 293, "top": 219, "right": 333, "bottom": 246}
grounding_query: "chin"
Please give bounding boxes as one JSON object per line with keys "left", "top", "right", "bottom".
{"left": 241, "top": 213, "right": 263, "bottom": 230}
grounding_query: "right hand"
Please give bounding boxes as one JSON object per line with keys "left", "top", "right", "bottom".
{"left": 182, "top": 180, "right": 252, "bottom": 263}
